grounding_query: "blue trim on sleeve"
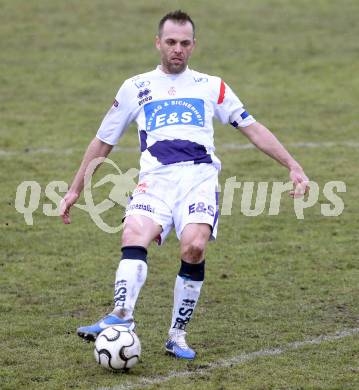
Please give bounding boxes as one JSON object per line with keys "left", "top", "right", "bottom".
{"left": 240, "top": 111, "right": 249, "bottom": 119}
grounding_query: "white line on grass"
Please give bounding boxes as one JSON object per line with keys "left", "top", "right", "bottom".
{"left": 97, "top": 327, "right": 359, "bottom": 390}
{"left": 220, "top": 141, "right": 359, "bottom": 150}
{"left": 1, "top": 141, "right": 359, "bottom": 157}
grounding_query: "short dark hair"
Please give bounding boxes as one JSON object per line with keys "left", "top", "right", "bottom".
{"left": 158, "top": 10, "right": 195, "bottom": 38}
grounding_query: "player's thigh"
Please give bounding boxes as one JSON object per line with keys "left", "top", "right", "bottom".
{"left": 180, "top": 223, "right": 212, "bottom": 262}
{"left": 122, "top": 215, "right": 162, "bottom": 248}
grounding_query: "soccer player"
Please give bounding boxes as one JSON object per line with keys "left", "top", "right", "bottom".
{"left": 60, "top": 10, "right": 309, "bottom": 360}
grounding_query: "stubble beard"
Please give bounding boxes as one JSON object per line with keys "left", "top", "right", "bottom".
{"left": 162, "top": 58, "right": 187, "bottom": 74}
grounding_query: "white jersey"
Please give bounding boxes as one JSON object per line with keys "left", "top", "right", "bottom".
{"left": 96, "top": 66, "right": 256, "bottom": 174}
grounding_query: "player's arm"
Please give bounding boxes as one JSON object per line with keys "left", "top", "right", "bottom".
{"left": 60, "top": 79, "right": 137, "bottom": 224}
{"left": 239, "top": 121, "right": 309, "bottom": 197}
{"left": 60, "top": 137, "right": 113, "bottom": 224}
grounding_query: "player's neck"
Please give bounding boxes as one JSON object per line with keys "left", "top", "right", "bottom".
{"left": 159, "top": 64, "right": 188, "bottom": 76}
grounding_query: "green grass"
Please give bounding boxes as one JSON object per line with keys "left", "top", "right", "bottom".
{"left": 1, "top": 1, "right": 358, "bottom": 389}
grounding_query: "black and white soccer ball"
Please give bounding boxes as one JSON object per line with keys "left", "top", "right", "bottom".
{"left": 94, "top": 325, "right": 141, "bottom": 371}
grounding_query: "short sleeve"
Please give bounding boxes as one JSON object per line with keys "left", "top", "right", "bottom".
{"left": 214, "top": 79, "right": 256, "bottom": 128}
{"left": 96, "top": 81, "right": 137, "bottom": 145}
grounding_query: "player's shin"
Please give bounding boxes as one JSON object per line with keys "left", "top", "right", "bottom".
{"left": 169, "top": 259, "right": 205, "bottom": 335}
{"left": 112, "top": 246, "right": 148, "bottom": 324}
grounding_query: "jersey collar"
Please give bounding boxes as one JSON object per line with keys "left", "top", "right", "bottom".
{"left": 155, "top": 65, "right": 191, "bottom": 79}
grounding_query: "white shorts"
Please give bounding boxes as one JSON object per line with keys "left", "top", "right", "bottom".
{"left": 125, "top": 164, "right": 219, "bottom": 245}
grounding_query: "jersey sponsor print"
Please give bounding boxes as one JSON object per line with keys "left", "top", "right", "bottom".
{"left": 144, "top": 98, "right": 205, "bottom": 131}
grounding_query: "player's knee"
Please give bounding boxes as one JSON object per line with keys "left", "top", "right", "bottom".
{"left": 121, "top": 222, "right": 142, "bottom": 246}
{"left": 181, "top": 241, "right": 205, "bottom": 263}
{"left": 181, "top": 224, "right": 210, "bottom": 262}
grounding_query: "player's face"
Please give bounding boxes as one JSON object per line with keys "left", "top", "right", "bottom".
{"left": 156, "top": 20, "right": 195, "bottom": 74}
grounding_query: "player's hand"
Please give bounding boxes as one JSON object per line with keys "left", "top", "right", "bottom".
{"left": 289, "top": 166, "right": 309, "bottom": 198}
{"left": 60, "top": 191, "right": 80, "bottom": 224}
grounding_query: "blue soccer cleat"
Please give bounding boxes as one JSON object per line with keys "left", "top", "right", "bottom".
{"left": 77, "top": 314, "right": 135, "bottom": 342}
{"left": 165, "top": 330, "right": 196, "bottom": 360}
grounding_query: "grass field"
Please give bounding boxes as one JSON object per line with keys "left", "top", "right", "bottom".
{"left": 1, "top": 1, "right": 358, "bottom": 389}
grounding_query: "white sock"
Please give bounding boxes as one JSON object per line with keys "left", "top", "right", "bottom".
{"left": 169, "top": 275, "right": 203, "bottom": 335}
{"left": 112, "top": 259, "right": 147, "bottom": 322}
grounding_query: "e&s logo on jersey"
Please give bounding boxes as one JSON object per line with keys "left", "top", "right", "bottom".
{"left": 144, "top": 98, "right": 205, "bottom": 131}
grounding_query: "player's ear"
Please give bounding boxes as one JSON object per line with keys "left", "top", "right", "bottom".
{"left": 155, "top": 35, "right": 161, "bottom": 50}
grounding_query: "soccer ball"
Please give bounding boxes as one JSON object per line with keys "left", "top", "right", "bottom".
{"left": 94, "top": 325, "right": 141, "bottom": 371}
